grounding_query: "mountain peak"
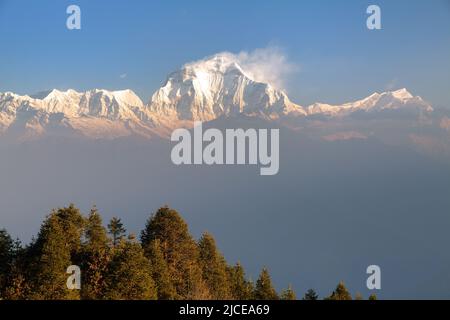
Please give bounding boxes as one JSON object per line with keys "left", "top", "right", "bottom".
{"left": 389, "top": 88, "right": 414, "bottom": 100}
{"left": 183, "top": 52, "right": 246, "bottom": 76}
{"left": 42, "top": 88, "right": 80, "bottom": 101}
{"left": 307, "top": 88, "right": 432, "bottom": 116}
{"left": 148, "top": 53, "right": 306, "bottom": 123}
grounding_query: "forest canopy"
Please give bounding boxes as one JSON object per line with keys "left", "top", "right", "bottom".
{"left": 0, "top": 204, "right": 371, "bottom": 300}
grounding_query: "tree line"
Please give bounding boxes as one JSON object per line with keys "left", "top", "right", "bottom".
{"left": 0, "top": 204, "right": 376, "bottom": 300}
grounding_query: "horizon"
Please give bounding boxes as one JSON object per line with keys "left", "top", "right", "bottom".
{"left": 0, "top": 0, "right": 449, "bottom": 107}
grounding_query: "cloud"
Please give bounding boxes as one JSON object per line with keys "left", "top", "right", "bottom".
{"left": 235, "top": 47, "right": 299, "bottom": 90}
{"left": 187, "top": 46, "right": 299, "bottom": 91}
{"left": 119, "top": 73, "right": 127, "bottom": 79}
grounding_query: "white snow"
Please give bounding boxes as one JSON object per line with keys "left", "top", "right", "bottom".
{"left": 306, "top": 89, "right": 432, "bottom": 116}
{"left": 147, "top": 53, "right": 307, "bottom": 123}
{"left": 0, "top": 54, "right": 434, "bottom": 140}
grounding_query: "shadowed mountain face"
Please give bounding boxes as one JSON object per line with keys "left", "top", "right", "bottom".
{"left": 1, "top": 117, "right": 450, "bottom": 299}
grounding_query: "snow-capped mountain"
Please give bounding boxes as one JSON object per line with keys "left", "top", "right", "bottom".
{"left": 0, "top": 89, "right": 158, "bottom": 140}
{"left": 34, "top": 88, "right": 145, "bottom": 119}
{"left": 147, "top": 53, "right": 307, "bottom": 126}
{"left": 0, "top": 53, "right": 437, "bottom": 141}
{"left": 306, "top": 88, "right": 433, "bottom": 116}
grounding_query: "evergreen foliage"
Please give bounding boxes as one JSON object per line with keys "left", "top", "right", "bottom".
{"left": 140, "top": 206, "right": 209, "bottom": 299}
{"left": 280, "top": 285, "right": 297, "bottom": 300}
{"left": 227, "top": 263, "right": 254, "bottom": 300}
{"left": 254, "top": 267, "right": 279, "bottom": 300}
{"left": 81, "top": 206, "right": 110, "bottom": 299}
{"left": 107, "top": 217, "right": 126, "bottom": 247}
{"left": 103, "top": 237, "right": 156, "bottom": 300}
{"left": 0, "top": 229, "right": 14, "bottom": 296}
{"left": 198, "top": 232, "right": 231, "bottom": 299}
{"left": 145, "top": 239, "right": 176, "bottom": 300}
{"left": 303, "top": 288, "right": 319, "bottom": 300}
{"left": 0, "top": 203, "right": 370, "bottom": 301}
{"left": 27, "top": 208, "right": 82, "bottom": 299}
{"left": 326, "top": 281, "right": 352, "bottom": 300}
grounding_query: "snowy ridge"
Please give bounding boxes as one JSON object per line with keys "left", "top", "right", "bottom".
{"left": 306, "top": 88, "right": 433, "bottom": 116}
{"left": 0, "top": 89, "right": 159, "bottom": 140}
{"left": 0, "top": 54, "right": 435, "bottom": 140}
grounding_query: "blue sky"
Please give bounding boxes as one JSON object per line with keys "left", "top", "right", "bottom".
{"left": 0, "top": 0, "right": 449, "bottom": 107}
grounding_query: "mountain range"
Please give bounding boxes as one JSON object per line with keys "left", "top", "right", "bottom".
{"left": 2, "top": 53, "right": 450, "bottom": 300}
{"left": 0, "top": 53, "right": 443, "bottom": 142}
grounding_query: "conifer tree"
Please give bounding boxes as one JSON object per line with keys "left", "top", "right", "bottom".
{"left": 104, "top": 236, "right": 156, "bottom": 300}
{"left": 227, "top": 263, "right": 254, "bottom": 300}
{"left": 146, "top": 239, "right": 176, "bottom": 300}
{"left": 303, "top": 288, "right": 319, "bottom": 300}
{"left": 326, "top": 281, "right": 352, "bottom": 300}
{"left": 52, "top": 204, "right": 85, "bottom": 262}
{"left": 369, "top": 293, "right": 377, "bottom": 300}
{"left": 140, "top": 206, "right": 209, "bottom": 299}
{"left": 81, "top": 206, "right": 110, "bottom": 299}
{"left": 0, "top": 229, "right": 14, "bottom": 297}
{"left": 27, "top": 212, "right": 80, "bottom": 299}
{"left": 85, "top": 206, "right": 108, "bottom": 251}
{"left": 2, "top": 238, "right": 29, "bottom": 300}
{"left": 198, "top": 232, "right": 231, "bottom": 299}
{"left": 254, "top": 267, "right": 278, "bottom": 300}
{"left": 0, "top": 203, "right": 322, "bottom": 301}
{"left": 280, "top": 284, "right": 296, "bottom": 300}
{"left": 108, "top": 217, "right": 126, "bottom": 247}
